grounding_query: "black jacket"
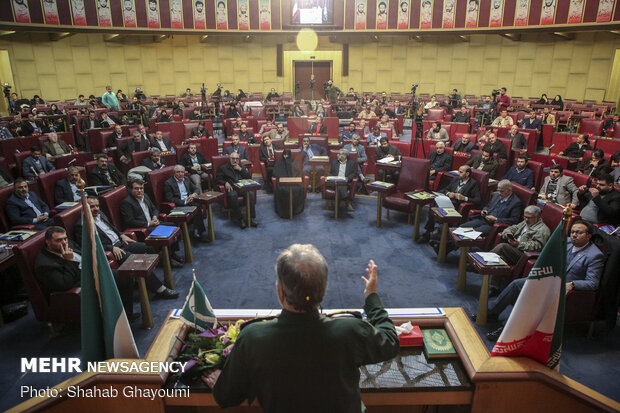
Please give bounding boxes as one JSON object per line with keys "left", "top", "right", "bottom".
{"left": 81, "top": 117, "right": 101, "bottom": 131}
{"left": 259, "top": 143, "right": 281, "bottom": 164}
{"left": 216, "top": 162, "right": 252, "bottom": 186}
{"left": 88, "top": 164, "right": 125, "bottom": 187}
{"left": 443, "top": 176, "right": 481, "bottom": 206}
{"left": 428, "top": 150, "right": 452, "bottom": 173}
{"left": 120, "top": 194, "right": 158, "bottom": 229}
{"left": 150, "top": 137, "right": 174, "bottom": 152}
{"left": 308, "top": 122, "right": 327, "bottom": 134}
{"left": 107, "top": 132, "right": 124, "bottom": 148}
{"left": 75, "top": 213, "right": 121, "bottom": 252}
{"left": 34, "top": 248, "right": 81, "bottom": 297}
{"left": 578, "top": 190, "right": 620, "bottom": 226}
{"left": 118, "top": 137, "right": 150, "bottom": 159}
{"left": 466, "top": 155, "right": 499, "bottom": 179}
{"left": 190, "top": 126, "right": 211, "bottom": 139}
{"left": 180, "top": 151, "right": 209, "bottom": 174}
{"left": 482, "top": 141, "right": 508, "bottom": 160}
{"left": 55, "top": 178, "right": 80, "bottom": 205}
{"left": 141, "top": 157, "right": 166, "bottom": 170}
{"left": 164, "top": 176, "right": 199, "bottom": 206}
{"left": 21, "top": 119, "right": 47, "bottom": 135}
{"left": 328, "top": 159, "right": 357, "bottom": 183}
{"left": 224, "top": 145, "right": 250, "bottom": 160}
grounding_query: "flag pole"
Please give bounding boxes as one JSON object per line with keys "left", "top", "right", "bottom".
{"left": 192, "top": 268, "right": 197, "bottom": 330}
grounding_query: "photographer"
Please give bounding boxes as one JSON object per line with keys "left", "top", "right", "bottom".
{"left": 134, "top": 87, "right": 146, "bottom": 100}
{"left": 494, "top": 87, "right": 511, "bottom": 113}
{"left": 324, "top": 80, "right": 341, "bottom": 105}
{"left": 449, "top": 89, "right": 461, "bottom": 109}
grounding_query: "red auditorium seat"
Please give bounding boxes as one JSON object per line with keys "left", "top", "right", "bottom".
{"left": 382, "top": 157, "right": 430, "bottom": 219}
{"left": 578, "top": 119, "right": 604, "bottom": 136}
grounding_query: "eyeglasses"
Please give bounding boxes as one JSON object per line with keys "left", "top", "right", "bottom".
{"left": 570, "top": 230, "right": 585, "bottom": 235}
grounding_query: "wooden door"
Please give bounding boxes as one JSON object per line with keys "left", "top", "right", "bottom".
{"left": 294, "top": 61, "right": 332, "bottom": 101}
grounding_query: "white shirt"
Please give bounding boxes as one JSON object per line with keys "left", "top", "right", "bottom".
{"left": 155, "top": 139, "right": 168, "bottom": 151}
{"left": 138, "top": 197, "right": 151, "bottom": 224}
{"left": 95, "top": 215, "right": 120, "bottom": 245}
{"left": 176, "top": 179, "right": 188, "bottom": 203}
{"left": 69, "top": 182, "right": 81, "bottom": 201}
{"left": 338, "top": 161, "right": 347, "bottom": 177}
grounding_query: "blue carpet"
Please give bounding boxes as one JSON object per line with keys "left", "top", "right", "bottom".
{"left": 1, "top": 189, "right": 619, "bottom": 410}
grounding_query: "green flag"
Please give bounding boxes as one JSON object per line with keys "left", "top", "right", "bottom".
{"left": 180, "top": 275, "right": 217, "bottom": 332}
{"left": 81, "top": 194, "right": 138, "bottom": 364}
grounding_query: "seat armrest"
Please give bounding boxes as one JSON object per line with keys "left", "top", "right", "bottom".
{"left": 125, "top": 228, "right": 148, "bottom": 241}
{"left": 12, "top": 224, "right": 36, "bottom": 230}
{"left": 121, "top": 231, "right": 137, "bottom": 241}
{"left": 159, "top": 202, "right": 175, "bottom": 214}
{"left": 430, "top": 171, "right": 447, "bottom": 191}
{"left": 468, "top": 209, "right": 481, "bottom": 219}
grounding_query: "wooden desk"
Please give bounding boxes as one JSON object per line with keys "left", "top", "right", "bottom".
{"left": 145, "top": 226, "right": 180, "bottom": 290}
{"left": 406, "top": 191, "right": 438, "bottom": 242}
{"left": 308, "top": 156, "right": 329, "bottom": 192}
{"left": 450, "top": 230, "right": 487, "bottom": 292}
{"left": 278, "top": 177, "right": 303, "bottom": 220}
{"left": 429, "top": 207, "right": 463, "bottom": 264}
{"left": 117, "top": 254, "right": 159, "bottom": 329}
{"left": 233, "top": 180, "right": 261, "bottom": 228}
{"left": 366, "top": 181, "right": 396, "bottom": 228}
{"left": 324, "top": 177, "right": 348, "bottom": 220}
{"left": 467, "top": 252, "right": 510, "bottom": 326}
{"left": 195, "top": 191, "right": 225, "bottom": 242}
{"left": 166, "top": 206, "right": 199, "bottom": 264}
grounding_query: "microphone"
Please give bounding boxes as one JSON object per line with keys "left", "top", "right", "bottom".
{"left": 551, "top": 159, "right": 557, "bottom": 165}
{"left": 30, "top": 166, "right": 39, "bottom": 177}
{"left": 67, "top": 158, "right": 77, "bottom": 166}
{"left": 69, "top": 145, "right": 75, "bottom": 152}
{"left": 548, "top": 144, "right": 555, "bottom": 150}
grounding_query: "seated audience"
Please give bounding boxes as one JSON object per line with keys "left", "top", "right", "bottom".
{"left": 100, "top": 112, "right": 120, "bottom": 128}
{"left": 0, "top": 165, "right": 14, "bottom": 187}
{"left": 376, "top": 137, "right": 402, "bottom": 182}
{"left": 502, "top": 155, "right": 534, "bottom": 189}
{"left": 225, "top": 103, "right": 241, "bottom": 119}
{"left": 467, "top": 150, "right": 498, "bottom": 179}
{"left": 6, "top": 178, "right": 54, "bottom": 230}
{"left": 265, "top": 123, "right": 290, "bottom": 140}
{"left": 164, "top": 165, "right": 207, "bottom": 241}
{"left": 300, "top": 136, "right": 327, "bottom": 192}
{"left": 42, "top": 132, "right": 71, "bottom": 160}
{"left": 215, "top": 153, "right": 257, "bottom": 229}
{"left": 119, "top": 130, "right": 150, "bottom": 163}
{"left": 482, "top": 133, "right": 507, "bottom": 160}
{"left": 308, "top": 117, "right": 327, "bottom": 135}
{"left": 558, "top": 134, "right": 591, "bottom": 158}
{"left": 428, "top": 141, "right": 452, "bottom": 180}
{"left": 189, "top": 121, "right": 212, "bottom": 139}
{"left": 505, "top": 125, "right": 527, "bottom": 153}
{"left": 452, "top": 134, "right": 475, "bottom": 153}
{"left": 539, "top": 164, "right": 578, "bottom": 208}
{"left": 22, "top": 112, "right": 47, "bottom": 135}
{"left": 107, "top": 124, "right": 125, "bottom": 148}
{"left": 481, "top": 220, "right": 604, "bottom": 341}
{"left": 54, "top": 166, "right": 82, "bottom": 205}
{"left": 359, "top": 105, "right": 376, "bottom": 119}
{"left": 180, "top": 142, "right": 210, "bottom": 193}
{"left": 156, "top": 109, "right": 172, "bottom": 123}
{"left": 23, "top": 146, "right": 55, "bottom": 178}
{"left": 151, "top": 130, "right": 175, "bottom": 154}
{"left": 611, "top": 151, "right": 620, "bottom": 184}
{"left": 378, "top": 115, "right": 397, "bottom": 138}
{"left": 577, "top": 149, "right": 612, "bottom": 178}
{"left": 344, "top": 134, "right": 368, "bottom": 182}
{"left": 88, "top": 153, "right": 125, "bottom": 187}
{"left": 237, "top": 123, "right": 256, "bottom": 143}
{"left": 209, "top": 244, "right": 398, "bottom": 412}
{"left": 258, "top": 119, "right": 274, "bottom": 134}
{"left": 142, "top": 148, "right": 166, "bottom": 170}
{"left": 259, "top": 136, "right": 280, "bottom": 193}
{"left": 273, "top": 149, "right": 304, "bottom": 218}
{"left": 491, "top": 110, "right": 514, "bottom": 128}
{"left": 367, "top": 125, "right": 387, "bottom": 146}
{"left": 521, "top": 110, "right": 542, "bottom": 131}
{"left": 327, "top": 149, "right": 357, "bottom": 211}
{"left": 224, "top": 135, "right": 250, "bottom": 160}
{"left": 541, "top": 107, "right": 556, "bottom": 125}
{"left": 189, "top": 107, "right": 208, "bottom": 121}
{"left": 451, "top": 106, "right": 471, "bottom": 124}
{"left": 81, "top": 111, "right": 101, "bottom": 132}
{"left": 426, "top": 121, "right": 450, "bottom": 143}
{"left": 340, "top": 122, "right": 360, "bottom": 143}
{"left": 577, "top": 174, "right": 620, "bottom": 226}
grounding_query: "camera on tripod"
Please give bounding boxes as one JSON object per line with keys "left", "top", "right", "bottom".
{"left": 491, "top": 89, "right": 501, "bottom": 98}
{"left": 3, "top": 82, "right": 11, "bottom": 99}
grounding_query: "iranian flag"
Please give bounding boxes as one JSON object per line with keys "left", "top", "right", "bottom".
{"left": 491, "top": 223, "right": 567, "bottom": 368}
{"left": 81, "top": 194, "right": 139, "bottom": 364}
{"left": 180, "top": 274, "right": 217, "bottom": 332}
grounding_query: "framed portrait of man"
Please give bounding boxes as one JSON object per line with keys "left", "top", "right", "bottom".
{"left": 147, "top": 0, "right": 161, "bottom": 28}
{"left": 71, "top": 0, "right": 87, "bottom": 26}
{"left": 194, "top": 0, "right": 206, "bottom": 29}
{"left": 170, "top": 0, "right": 183, "bottom": 29}
{"left": 238, "top": 0, "right": 250, "bottom": 30}
{"left": 514, "top": 0, "right": 530, "bottom": 26}
{"left": 420, "top": 0, "right": 433, "bottom": 29}
{"left": 596, "top": 0, "right": 613, "bottom": 22}
{"left": 216, "top": 0, "right": 228, "bottom": 30}
{"left": 489, "top": 0, "right": 504, "bottom": 27}
{"left": 97, "top": 0, "right": 112, "bottom": 27}
{"left": 122, "top": 0, "right": 137, "bottom": 27}
{"left": 442, "top": 0, "right": 455, "bottom": 29}
{"left": 465, "top": 0, "right": 479, "bottom": 28}
{"left": 540, "top": 0, "right": 556, "bottom": 25}
{"left": 259, "top": 0, "right": 271, "bottom": 30}
{"left": 42, "top": 0, "right": 60, "bottom": 25}
{"left": 376, "top": 0, "right": 388, "bottom": 29}
{"left": 12, "top": 0, "right": 31, "bottom": 24}
{"left": 397, "top": 0, "right": 409, "bottom": 29}
{"left": 355, "top": 0, "right": 366, "bottom": 30}
{"left": 567, "top": 0, "right": 584, "bottom": 24}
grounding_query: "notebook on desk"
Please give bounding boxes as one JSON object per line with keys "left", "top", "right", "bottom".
{"left": 148, "top": 225, "right": 177, "bottom": 238}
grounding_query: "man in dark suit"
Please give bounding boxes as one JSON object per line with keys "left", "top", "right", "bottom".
{"left": 577, "top": 174, "right": 620, "bottom": 226}
{"left": 88, "top": 153, "right": 125, "bottom": 187}
{"left": 224, "top": 135, "right": 250, "bottom": 160}
{"left": 521, "top": 110, "right": 542, "bottom": 131}
{"left": 100, "top": 112, "right": 121, "bottom": 128}
{"left": 577, "top": 149, "right": 612, "bottom": 179}
{"left": 216, "top": 153, "right": 257, "bottom": 229}
{"left": 505, "top": 125, "right": 527, "bottom": 153}
{"left": 150, "top": 130, "right": 175, "bottom": 154}
{"left": 259, "top": 135, "right": 280, "bottom": 193}
{"left": 420, "top": 165, "right": 481, "bottom": 243}
{"left": 308, "top": 118, "right": 327, "bottom": 135}
{"left": 141, "top": 148, "right": 166, "bottom": 170}
{"left": 482, "top": 220, "right": 604, "bottom": 341}
{"left": 451, "top": 106, "right": 471, "bottom": 124}
{"left": 452, "top": 134, "right": 475, "bottom": 153}
{"left": 107, "top": 124, "right": 125, "bottom": 148}
{"left": 502, "top": 154, "right": 534, "bottom": 189}
{"left": 482, "top": 133, "right": 507, "bottom": 161}
{"left": 327, "top": 148, "right": 357, "bottom": 211}
{"left": 301, "top": 136, "right": 327, "bottom": 191}
{"left": 22, "top": 146, "right": 55, "bottom": 178}
{"left": 81, "top": 110, "right": 101, "bottom": 132}
{"left": 21, "top": 112, "right": 47, "bottom": 135}
{"left": 457, "top": 179, "right": 522, "bottom": 236}
{"left": 189, "top": 107, "right": 208, "bottom": 121}
{"left": 6, "top": 178, "right": 54, "bottom": 230}
{"left": 119, "top": 130, "right": 150, "bottom": 163}
{"left": 376, "top": 137, "right": 403, "bottom": 183}
{"left": 466, "top": 149, "right": 499, "bottom": 179}
{"left": 0, "top": 165, "right": 14, "bottom": 188}
{"left": 237, "top": 123, "right": 256, "bottom": 143}
{"left": 120, "top": 179, "right": 184, "bottom": 265}
{"left": 34, "top": 226, "right": 135, "bottom": 318}
{"left": 180, "top": 142, "right": 210, "bottom": 193}
{"left": 164, "top": 165, "right": 207, "bottom": 240}
{"left": 76, "top": 197, "right": 180, "bottom": 295}
{"left": 189, "top": 121, "right": 212, "bottom": 139}
{"left": 427, "top": 141, "right": 452, "bottom": 180}
{"left": 41, "top": 132, "right": 71, "bottom": 161}
{"left": 55, "top": 166, "right": 82, "bottom": 205}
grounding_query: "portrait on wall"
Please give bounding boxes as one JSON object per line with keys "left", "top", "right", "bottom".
{"left": 397, "top": 0, "right": 410, "bottom": 29}
{"left": 420, "top": 0, "right": 433, "bottom": 29}
{"left": 97, "top": 0, "right": 112, "bottom": 27}
{"left": 489, "top": 0, "right": 504, "bottom": 27}
{"left": 596, "top": 0, "right": 613, "bottom": 23}
{"left": 122, "top": 0, "right": 137, "bottom": 27}
{"left": 216, "top": 0, "right": 228, "bottom": 30}
{"left": 442, "top": 0, "right": 455, "bottom": 29}
{"left": 194, "top": 0, "right": 206, "bottom": 29}
{"left": 567, "top": 0, "right": 584, "bottom": 24}
{"left": 71, "top": 0, "right": 87, "bottom": 26}
{"left": 376, "top": 0, "right": 388, "bottom": 29}
{"left": 12, "top": 0, "right": 31, "bottom": 23}
{"left": 238, "top": 0, "right": 250, "bottom": 30}
{"left": 170, "top": 0, "right": 183, "bottom": 29}
{"left": 259, "top": 0, "right": 271, "bottom": 30}
{"left": 514, "top": 0, "right": 529, "bottom": 26}
{"left": 147, "top": 0, "right": 161, "bottom": 28}
{"left": 355, "top": 0, "right": 366, "bottom": 30}
{"left": 540, "top": 0, "right": 556, "bottom": 25}
{"left": 42, "top": 0, "right": 60, "bottom": 25}
{"left": 465, "top": 0, "right": 479, "bottom": 28}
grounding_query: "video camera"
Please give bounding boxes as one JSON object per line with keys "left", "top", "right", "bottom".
{"left": 2, "top": 82, "right": 11, "bottom": 99}
{"left": 491, "top": 89, "right": 501, "bottom": 98}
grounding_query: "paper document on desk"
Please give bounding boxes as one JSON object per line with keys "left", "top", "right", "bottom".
{"left": 452, "top": 227, "right": 482, "bottom": 240}
{"left": 434, "top": 195, "right": 453, "bottom": 209}
{"left": 477, "top": 252, "right": 501, "bottom": 263}
{"left": 377, "top": 156, "right": 395, "bottom": 163}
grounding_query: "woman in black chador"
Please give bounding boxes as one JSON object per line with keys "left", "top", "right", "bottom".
{"left": 272, "top": 149, "right": 305, "bottom": 218}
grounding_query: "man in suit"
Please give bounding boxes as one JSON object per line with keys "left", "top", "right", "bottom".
{"left": 327, "top": 149, "right": 357, "bottom": 211}
{"left": 539, "top": 164, "right": 578, "bottom": 208}
{"left": 120, "top": 179, "right": 184, "bottom": 265}
{"left": 457, "top": 179, "right": 522, "bottom": 236}
{"left": 141, "top": 148, "right": 166, "bottom": 170}
{"left": 23, "top": 146, "right": 55, "bottom": 178}
{"left": 308, "top": 118, "right": 327, "bottom": 135}
{"left": 505, "top": 124, "right": 527, "bottom": 153}
{"left": 577, "top": 149, "right": 612, "bottom": 179}
{"left": 451, "top": 106, "right": 471, "bottom": 124}
{"left": 81, "top": 110, "right": 101, "bottom": 132}
{"left": 301, "top": 136, "right": 328, "bottom": 191}
{"left": 107, "top": 124, "right": 125, "bottom": 148}
{"left": 150, "top": 130, "right": 175, "bottom": 154}
{"left": 180, "top": 142, "right": 210, "bottom": 193}
{"left": 34, "top": 226, "right": 135, "bottom": 317}
{"left": 88, "top": 153, "right": 125, "bottom": 187}
{"left": 541, "top": 107, "right": 556, "bottom": 126}
{"left": 452, "top": 134, "right": 475, "bottom": 153}
{"left": 482, "top": 133, "right": 507, "bottom": 161}
{"left": 265, "top": 123, "right": 290, "bottom": 140}
{"left": 339, "top": 122, "right": 360, "bottom": 144}
{"left": 189, "top": 121, "right": 212, "bottom": 139}
{"left": 467, "top": 149, "right": 499, "bottom": 179}
{"left": 237, "top": 123, "right": 256, "bottom": 143}
{"left": 427, "top": 141, "right": 452, "bottom": 180}
{"left": 100, "top": 112, "right": 120, "bottom": 128}
{"left": 578, "top": 174, "right": 620, "bottom": 226}
{"left": 502, "top": 155, "right": 534, "bottom": 189}
{"left": 76, "top": 196, "right": 181, "bottom": 293}
{"left": 521, "top": 110, "right": 542, "bottom": 131}
{"left": 420, "top": 165, "right": 481, "bottom": 243}
{"left": 483, "top": 220, "right": 604, "bottom": 341}
{"left": 6, "top": 178, "right": 54, "bottom": 230}
{"left": 119, "top": 130, "right": 150, "bottom": 163}
{"left": 344, "top": 134, "right": 369, "bottom": 182}
{"left": 42, "top": 132, "right": 71, "bottom": 160}
{"left": 164, "top": 165, "right": 207, "bottom": 240}
{"left": 215, "top": 153, "right": 257, "bottom": 229}
{"left": 224, "top": 135, "right": 250, "bottom": 160}
{"left": 376, "top": 137, "right": 403, "bottom": 183}
{"left": 259, "top": 136, "right": 280, "bottom": 193}
{"left": 487, "top": 205, "right": 551, "bottom": 293}
{"left": 21, "top": 112, "right": 47, "bottom": 135}
{"left": 55, "top": 166, "right": 82, "bottom": 205}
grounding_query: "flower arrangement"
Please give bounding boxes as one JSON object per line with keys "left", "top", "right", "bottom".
{"left": 166, "top": 320, "right": 244, "bottom": 387}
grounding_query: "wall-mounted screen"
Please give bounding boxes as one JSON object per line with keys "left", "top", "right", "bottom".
{"left": 291, "top": 0, "right": 334, "bottom": 25}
